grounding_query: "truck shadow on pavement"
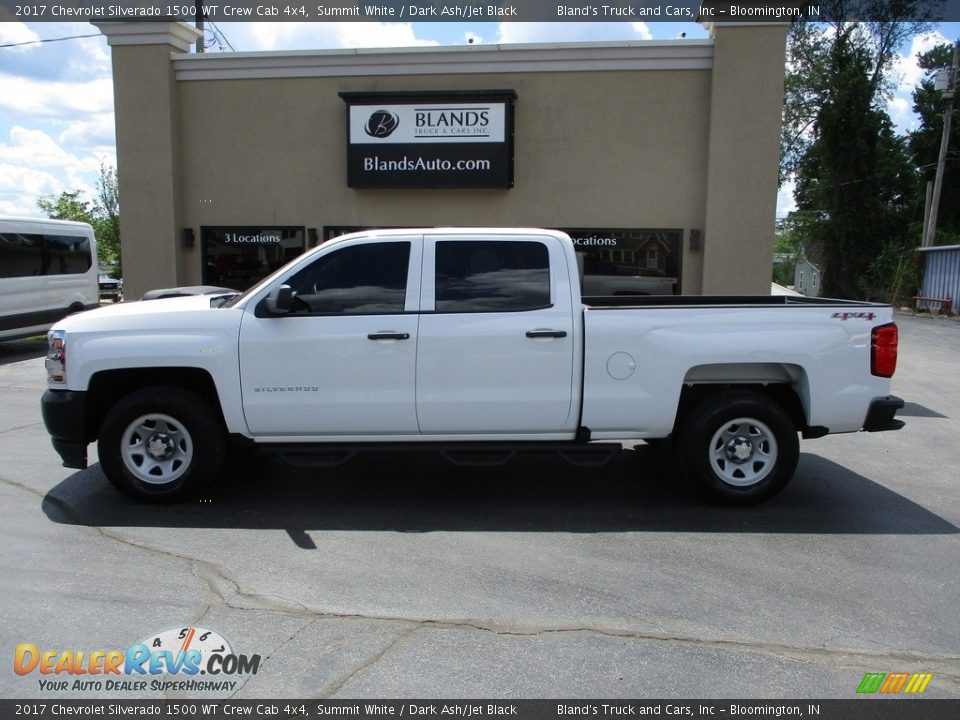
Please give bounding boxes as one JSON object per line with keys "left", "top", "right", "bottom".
{"left": 41, "top": 446, "right": 959, "bottom": 541}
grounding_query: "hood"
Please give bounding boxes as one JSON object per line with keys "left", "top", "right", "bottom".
{"left": 53, "top": 294, "right": 235, "bottom": 334}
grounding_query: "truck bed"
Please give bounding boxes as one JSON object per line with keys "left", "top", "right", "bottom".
{"left": 582, "top": 294, "right": 886, "bottom": 308}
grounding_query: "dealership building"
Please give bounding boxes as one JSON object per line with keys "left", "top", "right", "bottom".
{"left": 93, "top": 20, "right": 787, "bottom": 300}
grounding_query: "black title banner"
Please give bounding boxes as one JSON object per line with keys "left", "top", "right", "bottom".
{"left": 3, "top": 0, "right": 960, "bottom": 23}
{"left": 2, "top": 700, "right": 960, "bottom": 719}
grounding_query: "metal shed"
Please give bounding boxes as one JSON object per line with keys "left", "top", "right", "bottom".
{"left": 918, "top": 245, "right": 960, "bottom": 314}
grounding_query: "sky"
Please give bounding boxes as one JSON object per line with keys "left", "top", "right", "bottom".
{"left": 0, "top": 20, "right": 958, "bottom": 221}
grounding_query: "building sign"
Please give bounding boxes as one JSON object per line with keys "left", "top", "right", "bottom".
{"left": 340, "top": 91, "right": 516, "bottom": 190}
{"left": 221, "top": 231, "right": 282, "bottom": 245}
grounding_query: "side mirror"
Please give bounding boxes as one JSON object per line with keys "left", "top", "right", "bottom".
{"left": 264, "top": 284, "right": 294, "bottom": 315}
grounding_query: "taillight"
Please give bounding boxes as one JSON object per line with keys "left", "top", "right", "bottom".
{"left": 871, "top": 323, "right": 898, "bottom": 378}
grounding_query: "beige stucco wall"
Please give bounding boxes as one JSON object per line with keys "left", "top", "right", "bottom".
{"left": 175, "top": 69, "right": 711, "bottom": 289}
{"left": 107, "top": 43, "right": 185, "bottom": 300}
{"left": 97, "top": 23, "right": 786, "bottom": 298}
{"left": 95, "top": 22, "right": 202, "bottom": 300}
{"left": 702, "top": 24, "right": 787, "bottom": 294}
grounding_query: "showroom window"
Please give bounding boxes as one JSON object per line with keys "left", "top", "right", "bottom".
{"left": 564, "top": 228, "right": 681, "bottom": 296}
{"left": 202, "top": 226, "right": 305, "bottom": 291}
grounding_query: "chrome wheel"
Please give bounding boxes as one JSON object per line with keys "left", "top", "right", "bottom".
{"left": 708, "top": 417, "right": 778, "bottom": 487}
{"left": 120, "top": 413, "right": 193, "bottom": 485}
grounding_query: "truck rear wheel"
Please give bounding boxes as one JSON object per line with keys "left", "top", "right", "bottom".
{"left": 98, "top": 386, "right": 225, "bottom": 502}
{"left": 678, "top": 391, "right": 798, "bottom": 504}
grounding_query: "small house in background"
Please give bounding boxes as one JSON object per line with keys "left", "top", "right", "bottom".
{"left": 794, "top": 243, "right": 823, "bottom": 298}
{"left": 917, "top": 245, "right": 959, "bottom": 314}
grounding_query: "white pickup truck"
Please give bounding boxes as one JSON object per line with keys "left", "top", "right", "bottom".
{"left": 41, "top": 228, "right": 904, "bottom": 504}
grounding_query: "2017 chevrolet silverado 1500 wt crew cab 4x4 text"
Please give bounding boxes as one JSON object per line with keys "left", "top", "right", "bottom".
{"left": 41, "top": 229, "right": 904, "bottom": 504}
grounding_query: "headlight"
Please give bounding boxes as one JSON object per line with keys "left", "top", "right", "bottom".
{"left": 46, "top": 330, "right": 66, "bottom": 384}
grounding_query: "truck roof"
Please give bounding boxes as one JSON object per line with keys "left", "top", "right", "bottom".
{"left": 332, "top": 227, "right": 571, "bottom": 242}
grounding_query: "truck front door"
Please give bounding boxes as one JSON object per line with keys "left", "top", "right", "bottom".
{"left": 239, "top": 237, "right": 421, "bottom": 437}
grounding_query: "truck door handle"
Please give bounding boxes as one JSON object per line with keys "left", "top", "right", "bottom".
{"left": 525, "top": 330, "right": 567, "bottom": 339}
{"left": 368, "top": 332, "right": 410, "bottom": 341}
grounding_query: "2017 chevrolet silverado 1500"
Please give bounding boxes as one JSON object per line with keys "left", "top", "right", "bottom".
{"left": 41, "top": 229, "right": 904, "bottom": 504}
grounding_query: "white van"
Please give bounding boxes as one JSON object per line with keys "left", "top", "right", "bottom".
{"left": 0, "top": 217, "right": 99, "bottom": 341}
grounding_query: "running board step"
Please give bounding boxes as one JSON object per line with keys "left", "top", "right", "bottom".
{"left": 253, "top": 442, "right": 622, "bottom": 470}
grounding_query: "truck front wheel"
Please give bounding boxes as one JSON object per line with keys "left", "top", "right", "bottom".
{"left": 678, "top": 391, "right": 799, "bottom": 504}
{"left": 98, "top": 386, "right": 226, "bottom": 501}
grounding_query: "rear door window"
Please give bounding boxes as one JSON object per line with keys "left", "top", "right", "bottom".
{"left": 434, "top": 241, "right": 550, "bottom": 313}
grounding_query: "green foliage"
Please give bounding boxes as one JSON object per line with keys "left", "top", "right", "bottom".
{"left": 908, "top": 42, "right": 960, "bottom": 244}
{"left": 772, "top": 262, "right": 795, "bottom": 288}
{"left": 36, "top": 164, "right": 121, "bottom": 275}
{"left": 36, "top": 190, "right": 96, "bottom": 225}
{"left": 95, "top": 163, "right": 121, "bottom": 273}
{"left": 780, "top": 8, "right": 931, "bottom": 301}
{"left": 772, "top": 217, "right": 806, "bottom": 286}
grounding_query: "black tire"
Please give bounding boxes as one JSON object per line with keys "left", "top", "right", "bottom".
{"left": 98, "top": 386, "right": 226, "bottom": 502}
{"left": 677, "top": 391, "right": 799, "bottom": 505}
{"left": 644, "top": 437, "right": 674, "bottom": 453}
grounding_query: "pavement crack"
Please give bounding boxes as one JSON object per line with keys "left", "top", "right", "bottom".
{"left": 14, "top": 480, "right": 960, "bottom": 692}
{"left": 36, "top": 485, "right": 314, "bottom": 621}
{"left": 0, "top": 422, "right": 42, "bottom": 435}
{"left": 229, "top": 618, "right": 319, "bottom": 699}
{"left": 314, "top": 626, "right": 420, "bottom": 699}
{"left": 0, "top": 473, "right": 52, "bottom": 496}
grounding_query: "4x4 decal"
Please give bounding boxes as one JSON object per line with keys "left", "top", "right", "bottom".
{"left": 832, "top": 311, "right": 877, "bottom": 321}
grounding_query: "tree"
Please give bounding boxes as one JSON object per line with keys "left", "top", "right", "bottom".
{"left": 793, "top": 70, "right": 918, "bottom": 300}
{"left": 781, "top": 6, "right": 931, "bottom": 182}
{"left": 37, "top": 164, "right": 121, "bottom": 275}
{"left": 908, "top": 42, "right": 960, "bottom": 246}
{"left": 36, "top": 190, "right": 96, "bottom": 226}
{"left": 95, "top": 163, "right": 121, "bottom": 272}
{"left": 773, "top": 213, "right": 827, "bottom": 287}
{"left": 780, "top": 5, "right": 931, "bottom": 300}
{"left": 773, "top": 218, "right": 801, "bottom": 286}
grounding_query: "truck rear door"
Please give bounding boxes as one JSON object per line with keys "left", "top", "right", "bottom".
{"left": 416, "top": 233, "right": 578, "bottom": 434}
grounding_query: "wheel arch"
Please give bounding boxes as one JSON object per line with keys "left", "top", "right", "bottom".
{"left": 671, "top": 363, "right": 812, "bottom": 439}
{"left": 85, "top": 367, "right": 225, "bottom": 442}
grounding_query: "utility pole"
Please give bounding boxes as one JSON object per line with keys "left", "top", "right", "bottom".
{"left": 194, "top": 0, "right": 205, "bottom": 54}
{"left": 923, "top": 39, "right": 960, "bottom": 248}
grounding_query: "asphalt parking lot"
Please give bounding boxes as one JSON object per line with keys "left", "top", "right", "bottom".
{"left": 1, "top": 313, "right": 958, "bottom": 700}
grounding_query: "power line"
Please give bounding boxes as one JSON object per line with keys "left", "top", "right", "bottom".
{"left": 208, "top": 21, "right": 235, "bottom": 52}
{"left": 0, "top": 33, "right": 99, "bottom": 49}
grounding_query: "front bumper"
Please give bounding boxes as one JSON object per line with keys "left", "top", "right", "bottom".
{"left": 41, "top": 389, "right": 89, "bottom": 469}
{"left": 863, "top": 395, "right": 905, "bottom": 432}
